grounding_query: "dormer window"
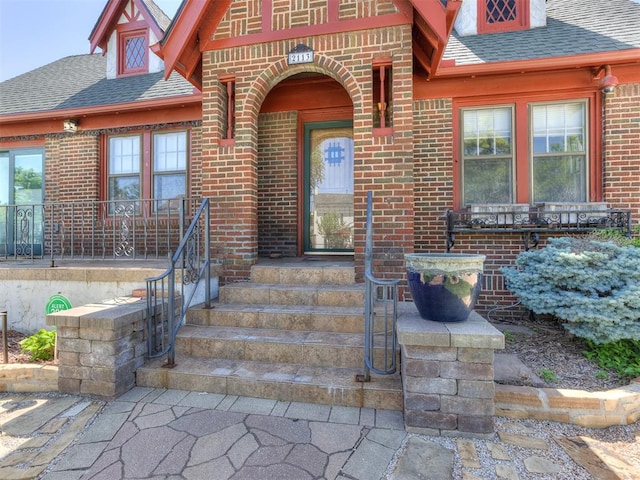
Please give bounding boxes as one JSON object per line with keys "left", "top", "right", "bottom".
{"left": 119, "top": 29, "right": 148, "bottom": 76}
{"left": 478, "top": 0, "right": 529, "bottom": 33}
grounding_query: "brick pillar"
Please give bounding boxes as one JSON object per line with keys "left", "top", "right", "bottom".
{"left": 46, "top": 300, "right": 147, "bottom": 399}
{"left": 397, "top": 310, "right": 504, "bottom": 437}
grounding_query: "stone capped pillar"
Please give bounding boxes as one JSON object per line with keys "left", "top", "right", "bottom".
{"left": 397, "top": 310, "right": 504, "bottom": 437}
{"left": 46, "top": 298, "right": 147, "bottom": 399}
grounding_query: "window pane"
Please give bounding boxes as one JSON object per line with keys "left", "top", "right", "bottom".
{"left": 126, "top": 36, "right": 146, "bottom": 69}
{"left": 154, "top": 174, "right": 185, "bottom": 211}
{"left": 532, "top": 155, "right": 586, "bottom": 203}
{"left": 532, "top": 103, "right": 585, "bottom": 154}
{"left": 463, "top": 158, "right": 512, "bottom": 204}
{"left": 109, "top": 136, "right": 140, "bottom": 174}
{"left": 109, "top": 176, "right": 140, "bottom": 201}
{"left": 462, "top": 107, "right": 513, "bottom": 204}
{"left": 463, "top": 108, "right": 511, "bottom": 157}
{"left": 154, "top": 132, "right": 186, "bottom": 172}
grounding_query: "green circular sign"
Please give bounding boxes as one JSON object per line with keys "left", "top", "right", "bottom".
{"left": 46, "top": 294, "right": 72, "bottom": 314}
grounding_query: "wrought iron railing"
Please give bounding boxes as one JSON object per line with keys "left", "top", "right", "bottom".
{"left": 359, "top": 191, "right": 399, "bottom": 382}
{"left": 0, "top": 198, "right": 202, "bottom": 261}
{"left": 145, "top": 198, "right": 211, "bottom": 366}
{"left": 446, "top": 206, "right": 632, "bottom": 251}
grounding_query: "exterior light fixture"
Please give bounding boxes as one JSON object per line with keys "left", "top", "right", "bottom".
{"left": 63, "top": 119, "right": 79, "bottom": 132}
{"left": 594, "top": 65, "right": 618, "bottom": 94}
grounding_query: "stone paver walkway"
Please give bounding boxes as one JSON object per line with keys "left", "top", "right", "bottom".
{"left": 1, "top": 389, "right": 638, "bottom": 479}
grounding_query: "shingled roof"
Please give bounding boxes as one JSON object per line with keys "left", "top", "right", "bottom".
{"left": 0, "top": 54, "right": 194, "bottom": 117}
{"left": 443, "top": 0, "right": 640, "bottom": 65}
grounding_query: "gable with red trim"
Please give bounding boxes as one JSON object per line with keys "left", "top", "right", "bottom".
{"left": 155, "top": 0, "right": 460, "bottom": 89}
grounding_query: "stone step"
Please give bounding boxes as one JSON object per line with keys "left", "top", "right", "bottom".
{"left": 187, "top": 303, "right": 397, "bottom": 334}
{"left": 175, "top": 324, "right": 396, "bottom": 369}
{"left": 219, "top": 283, "right": 365, "bottom": 307}
{"left": 136, "top": 356, "right": 403, "bottom": 410}
{"left": 251, "top": 262, "right": 354, "bottom": 285}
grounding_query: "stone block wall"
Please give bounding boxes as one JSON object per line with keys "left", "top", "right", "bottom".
{"left": 397, "top": 311, "right": 504, "bottom": 437}
{"left": 46, "top": 298, "right": 147, "bottom": 399}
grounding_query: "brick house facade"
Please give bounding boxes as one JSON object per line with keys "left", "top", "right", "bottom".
{"left": 1, "top": 0, "right": 639, "bottom": 315}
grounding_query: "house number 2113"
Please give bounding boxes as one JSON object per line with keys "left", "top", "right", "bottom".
{"left": 288, "top": 50, "right": 314, "bottom": 65}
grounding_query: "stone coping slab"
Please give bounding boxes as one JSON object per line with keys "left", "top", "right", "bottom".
{"left": 397, "top": 309, "right": 505, "bottom": 350}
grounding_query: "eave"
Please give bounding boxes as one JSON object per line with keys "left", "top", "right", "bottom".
{"left": 435, "top": 49, "right": 640, "bottom": 79}
{"left": 153, "top": 0, "right": 232, "bottom": 89}
{"left": 0, "top": 93, "right": 202, "bottom": 137}
{"left": 89, "top": 0, "right": 128, "bottom": 54}
{"left": 409, "top": 0, "right": 461, "bottom": 78}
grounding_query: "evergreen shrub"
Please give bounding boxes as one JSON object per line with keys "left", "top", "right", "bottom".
{"left": 502, "top": 237, "right": 640, "bottom": 344}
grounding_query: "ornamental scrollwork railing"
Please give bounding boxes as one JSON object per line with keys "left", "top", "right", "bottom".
{"left": 446, "top": 206, "right": 632, "bottom": 251}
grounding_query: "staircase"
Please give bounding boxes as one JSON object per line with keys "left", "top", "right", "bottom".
{"left": 136, "top": 259, "right": 403, "bottom": 410}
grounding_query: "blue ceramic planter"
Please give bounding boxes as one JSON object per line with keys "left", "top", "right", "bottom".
{"left": 405, "top": 253, "right": 486, "bottom": 322}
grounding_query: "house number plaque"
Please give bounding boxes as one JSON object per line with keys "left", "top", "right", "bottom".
{"left": 287, "top": 44, "right": 314, "bottom": 65}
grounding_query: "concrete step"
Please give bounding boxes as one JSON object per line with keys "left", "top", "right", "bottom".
{"left": 219, "top": 283, "right": 365, "bottom": 307}
{"left": 187, "top": 303, "right": 376, "bottom": 334}
{"left": 136, "top": 356, "right": 402, "bottom": 410}
{"left": 175, "top": 324, "right": 396, "bottom": 369}
{"left": 251, "top": 262, "right": 354, "bottom": 285}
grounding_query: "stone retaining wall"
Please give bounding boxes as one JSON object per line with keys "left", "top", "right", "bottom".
{"left": 0, "top": 364, "right": 58, "bottom": 392}
{"left": 495, "top": 381, "right": 640, "bottom": 428}
{"left": 397, "top": 310, "right": 505, "bottom": 437}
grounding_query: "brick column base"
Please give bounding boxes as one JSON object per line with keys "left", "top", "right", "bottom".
{"left": 46, "top": 298, "right": 147, "bottom": 399}
{"left": 397, "top": 310, "right": 504, "bottom": 437}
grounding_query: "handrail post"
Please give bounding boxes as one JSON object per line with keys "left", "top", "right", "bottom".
{"left": 204, "top": 199, "right": 211, "bottom": 309}
{"left": 1, "top": 311, "right": 8, "bottom": 364}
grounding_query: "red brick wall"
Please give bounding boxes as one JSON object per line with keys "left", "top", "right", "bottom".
{"left": 413, "top": 83, "right": 640, "bottom": 318}
{"left": 257, "top": 111, "right": 298, "bottom": 257}
{"left": 202, "top": 25, "right": 414, "bottom": 283}
{"left": 45, "top": 134, "right": 100, "bottom": 203}
{"left": 603, "top": 83, "right": 640, "bottom": 226}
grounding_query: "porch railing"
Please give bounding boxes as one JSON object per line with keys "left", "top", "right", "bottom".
{"left": 145, "top": 198, "right": 211, "bottom": 366}
{"left": 359, "top": 191, "right": 399, "bottom": 382}
{"left": 0, "top": 198, "right": 202, "bottom": 261}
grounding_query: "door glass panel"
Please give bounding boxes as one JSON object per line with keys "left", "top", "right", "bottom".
{"left": 0, "top": 153, "right": 9, "bottom": 251}
{"left": 307, "top": 124, "right": 354, "bottom": 252}
{"left": 14, "top": 153, "right": 44, "bottom": 255}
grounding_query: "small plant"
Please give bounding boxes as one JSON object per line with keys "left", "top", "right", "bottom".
{"left": 583, "top": 339, "right": 640, "bottom": 382}
{"left": 538, "top": 368, "right": 558, "bottom": 383}
{"left": 19, "top": 329, "right": 56, "bottom": 361}
{"left": 595, "top": 371, "right": 609, "bottom": 380}
{"left": 503, "top": 330, "right": 516, "bottom": 343}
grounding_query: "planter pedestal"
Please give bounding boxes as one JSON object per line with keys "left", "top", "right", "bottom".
{"left": 397, "top": 309, "right": 504, "bottom": 436}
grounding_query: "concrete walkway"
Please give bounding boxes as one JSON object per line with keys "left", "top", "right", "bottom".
{"left": 1, "top": 389, "right": 638, "bottom": 479}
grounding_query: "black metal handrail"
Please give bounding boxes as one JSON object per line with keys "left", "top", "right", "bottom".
{"left": 360, "top": 191, "right": 399, "bottom": 382}
{"left": 145, "top": 198, "right": 211, "bottom": 366}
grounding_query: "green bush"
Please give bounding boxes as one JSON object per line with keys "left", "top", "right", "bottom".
{"left": 502, "top": 237, "right": 640, "bottom": 344}
{"left": 20, "top": 329, "right": 56, "bottom": 361}
{"left": 583, "top": 339, "right": 640, "bottom": 382}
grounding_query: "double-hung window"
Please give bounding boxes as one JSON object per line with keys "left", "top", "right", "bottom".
{"left": 459, "top": 99, "right": 590, "bottom": 207}
{"left": 531, "top": 102, "right": 586, "bottom": 203}
{"left": 107, "top": 131, "right": 188, "bottom": 212}
{"left": 462, "top": 106, "right": 514, "bottom": 204}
